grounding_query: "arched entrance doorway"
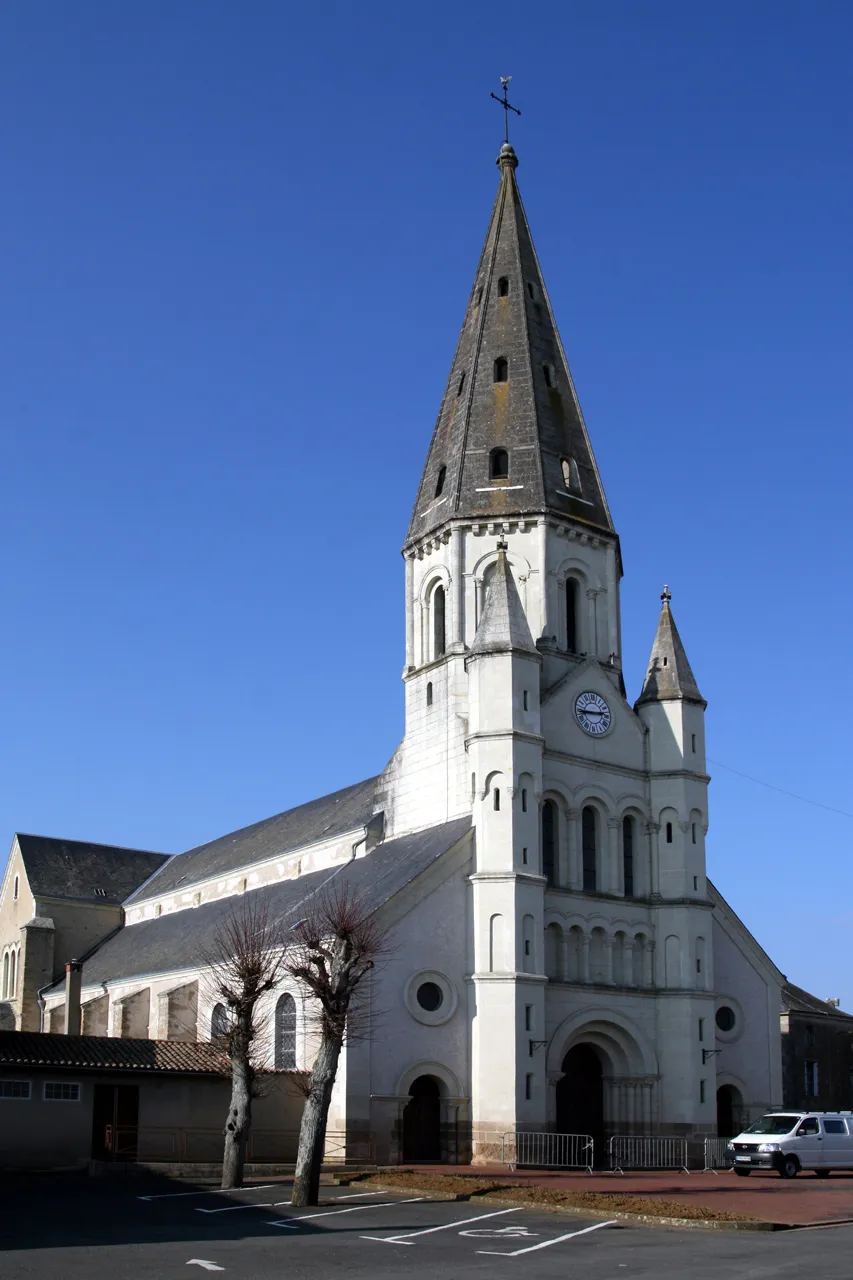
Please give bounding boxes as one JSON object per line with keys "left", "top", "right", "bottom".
{"left": 716, "top": 1084, "right": 742, "bottom": 1137}
{"left": 402, "top": 1075, "right": 441, "bottom": 1161}
{"left": 556, "top": 1044, "right": 604, "bottom": 1154}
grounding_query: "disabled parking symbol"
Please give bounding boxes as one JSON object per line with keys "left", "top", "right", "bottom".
{"left": 459, "top": 1226, "right": 540, "bottom": 1239}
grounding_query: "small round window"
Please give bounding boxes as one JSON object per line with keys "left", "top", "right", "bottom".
{"left": 716, "top": 1005, "right": 736, "bottom": 1032}
{"left": 416, "top": 981, "right": 443, "bottom": 1012}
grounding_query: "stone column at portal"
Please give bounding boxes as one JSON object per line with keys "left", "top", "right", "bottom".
{"left": 580, "top": 934, "right": 590, "bottom": 984}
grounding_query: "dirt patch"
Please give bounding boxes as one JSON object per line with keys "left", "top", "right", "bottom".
{"left": 352, "top": 1170, "right": 758, "bottom": 1224}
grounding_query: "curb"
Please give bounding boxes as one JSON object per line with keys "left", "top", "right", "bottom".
{"left": 360, "top": 1179, "right": 849, "bottom": 1233}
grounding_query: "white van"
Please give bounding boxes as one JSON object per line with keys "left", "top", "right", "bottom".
{"left": 727, "top": 1112, "right": 853, "bottom": 1178}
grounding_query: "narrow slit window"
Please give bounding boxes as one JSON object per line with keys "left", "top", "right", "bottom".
{"left": 691, "top": 733, "right": 697, "bottom": 752}
{"left": 497, "top": 276, "right": 509, "bottom": 297}
{"left": 434, "top": 465, "right": 446, "bottom": 497}
{"left": 457, "top": 371, "right": 465, "bottom": 397}
{"left": 489, "top": 448, "right": 509, "bottom": 479}
{"left": 521, "top": 788, "right": 528, "bottom": 813}
{"left": 13, "top": 875, "right": 18, "bottom": 901}
{"left": 692, "top": 823, "right": 696, "bottom": 844}
{"left": 426, "top": 681, "right": 433, "bottom": 707}
{"left": 525, "top": 1005, "right": 532, "bottom": 1031}
{"left": 522, "top": 846, "right": 528, "bottom": 865}
{"left": 525, "top": 1073, "right": 532, "bottom": 1100}
{"left": 700, "top": 1079, "right": 706, "bottom": 1104}
{"left": 493, "top": 357, "right": 508, "bottom": 383}
{"left": 476, "top": 287, "right": 483, "bottom": 306}
{"left": 527, "top": 281, "right": 535, "bottom": 299}
{"left": 493, "top": 788, "right": 500, "bottom": 812}
{"left": 523, "top": 690, "right": 529, "bottom": 710}
{"left": 543, "top": 363, "right": 553, "bottom": 388}
{"left": 699, "top": 1018, "right": 705, "bottom": 1042}
{"left": 665, "top": 822, "right": 673, "bottom": 843}
{"left": 561, "top": 457, "right": 580, "bottom": 492}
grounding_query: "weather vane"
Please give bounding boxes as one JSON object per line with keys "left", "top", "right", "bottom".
{"left": 490, "top": 76, "right": 520, "bottom": 145}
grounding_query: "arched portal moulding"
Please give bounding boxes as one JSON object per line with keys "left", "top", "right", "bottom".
{"left": 396, "top": 1061, "right": 463, "bottom": 1099}
{"left": 546, "top": 1006, "right": 658, "bottom": 1078}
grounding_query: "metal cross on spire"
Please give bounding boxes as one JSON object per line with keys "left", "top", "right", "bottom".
{"left": 490, "top": 76, "right": 520, "bottom": 145}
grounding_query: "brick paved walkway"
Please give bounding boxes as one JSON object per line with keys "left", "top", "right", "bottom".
{"left": 401, "top": 1163, "right": 853, "bottom": 1226}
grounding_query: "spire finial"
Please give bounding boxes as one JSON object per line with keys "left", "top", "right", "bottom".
{"left": 661, "top": 584, "right": 672, "bottom": 605}
{"left": 490, "top": 76, "right": 520, "bottom": 147}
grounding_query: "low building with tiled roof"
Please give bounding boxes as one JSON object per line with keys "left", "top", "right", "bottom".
{"left": 780, "top": 982, "right": 853, "bottom": 1112}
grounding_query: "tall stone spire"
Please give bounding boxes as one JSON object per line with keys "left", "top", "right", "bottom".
{"left": 636, "top": 587, "right": 705, "bottom": 707}
{"left": 407, "top": 142, "right": 615, "bottom": 545}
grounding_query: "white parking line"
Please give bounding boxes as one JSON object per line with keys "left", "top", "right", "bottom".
{"left": 477, "top": 1218, "right": 618, "bottom": 1256}
{"left": 266, "top": 1198, "right": 424, "bottom": 1228}
{"left": 200, "top": 1195, "right": 422, "bottom": 1217}
{"left": 138, "top": 1185, "right": 274, "bottom": 1201}
{"left": 361, "top": 1206, "right": 523, "bottom": 1246}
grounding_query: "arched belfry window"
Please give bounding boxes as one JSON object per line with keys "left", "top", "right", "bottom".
{"left": 582, "top": 806, "right": 597, "bottom": 892}
{"left": 434, "top": 465, "right": 446, "bottom": 498}
{"left": 542, "top": 800, "right": 557, "bottom": 886}
{"left": 497, "top": 276, "right": 509, "bottom": 297}
{"left": 493, "top": 357, "right": 508, "bottom": 383}
{"left": 274, "top": 993, "right": 297, "bottom": 1069}
{"left": 565, "top": 579, "right": 578, "bottom": 653}
{"left": 489, "top": 448, "right": 509, "bottom": 480}
{"left": 622, "top": 816, "right": 635, "bottom": 897}
{"left": 210, "top": 1003, "right": 228, "bottom": 1046}
{"left": 432, "top": 584, "right": 446, "bottom": 659}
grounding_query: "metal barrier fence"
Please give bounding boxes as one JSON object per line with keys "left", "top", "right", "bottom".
{"left": 702, "top": 1137, "right": 732, "bottom": 1173}
{"left": 609, "top": 1135, "right": 690, "bottom": 1173}
{"left": 501, "top": 1131, "right": 594, "bottom": 1173}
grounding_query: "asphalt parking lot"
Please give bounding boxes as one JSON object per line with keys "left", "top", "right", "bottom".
{"left": 2, "top": 1173, "right": 853, "bottom": 1279}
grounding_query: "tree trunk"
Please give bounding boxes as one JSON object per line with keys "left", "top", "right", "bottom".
{"left": 291, "top": 1029, "right": 343, "bottom": 1206}
{"left": 222, "top": 1050, "right": 253, "bottom": 1189}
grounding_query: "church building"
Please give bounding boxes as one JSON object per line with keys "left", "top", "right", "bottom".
{"left": 0, "top": 139, "right": 786, "bottom": 1163}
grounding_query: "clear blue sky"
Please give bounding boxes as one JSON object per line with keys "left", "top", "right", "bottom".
{"left": 1, "top": 2, "right": 851, "bottom": 1006}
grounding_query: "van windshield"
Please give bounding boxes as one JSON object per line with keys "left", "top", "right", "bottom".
{"left": 743, "top": 1114, "right": 800, "bottom": 1135}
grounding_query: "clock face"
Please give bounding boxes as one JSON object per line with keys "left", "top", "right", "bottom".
{"left": 574, "top": 691, "right": 612, "bottom": 736}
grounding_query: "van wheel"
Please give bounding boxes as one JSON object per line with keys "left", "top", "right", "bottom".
{"left": 779, "top": 1156, "right": 799, "bottom": 1179}
{"left": 815, "top": 1169, "right": 830, "bottom": 1178}
{"left": 734, "top": 1169, "right": 751, "bottom": 1177}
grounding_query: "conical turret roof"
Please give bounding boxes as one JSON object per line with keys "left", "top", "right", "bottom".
{"left": 636, "top": 587, "right": 705, "bottom": 707}
{"left": 469, "top": 544, "right": 537, "bottom": 656}
{"left": 407, "top": 143, "right": 615, "bottom": 545}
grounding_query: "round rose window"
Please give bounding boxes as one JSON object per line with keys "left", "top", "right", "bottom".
{"left": 715, "top": 1005, "right": 736, "bottom": 1032}
{"left": 416, "top": 981, "right": 443, "bottom": 1012}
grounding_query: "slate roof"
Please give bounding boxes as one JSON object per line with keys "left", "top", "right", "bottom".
{"left": 781, "top": 982, "right": 853, "bottom": 1019}
{"left": 635, "top": 589, "right": 705, "bottom": 708}
{"left": 469, "top": 548, "right": 537, "bottom": 656}
{"left": 0, "top": 1031, "right": 230, "bottom": 1075}
{"left": 16, "top": 834, "right": 169, "bottom": 906}
{"left": 407, "top": 142, "right": 615, "bottom": 546}
{"left": 129, "top": 776, "right": 381, "bottom": 904}
{"left": 65, "top": 816, "right": 472, "bottom": 989}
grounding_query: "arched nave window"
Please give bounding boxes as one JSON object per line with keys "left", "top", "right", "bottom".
{"left": 432, "top": 585, "right": 446, "bottom": 659}
{"left": 541, "top": 800, "right": 557, "bottom": 886}
{"left": 210, "top": 1003, "right": 228, "bottom": 1046}
{"left": 622, "top": 816, "right": 635, "bottom": 897}
{"left": 581, "top": 806, "right": 597, "bottom": 892}
{"left": 274, "top": 993, "right": 297, "bottom": 1070}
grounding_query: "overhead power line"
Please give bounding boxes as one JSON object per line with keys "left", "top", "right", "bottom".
{"left": 707, "top": 757, "right": 853, "bottom": 821}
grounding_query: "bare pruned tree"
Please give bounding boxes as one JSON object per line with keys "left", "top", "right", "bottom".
{"left": 285, "top": 886, "right": 387, "bottom": 1207}
{"left": 201, "top": 893, "right": 287, "bottom": 1189}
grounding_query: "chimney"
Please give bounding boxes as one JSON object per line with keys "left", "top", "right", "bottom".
{"left": 64, "top": 961, "right": 82, "bottom": 1035}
